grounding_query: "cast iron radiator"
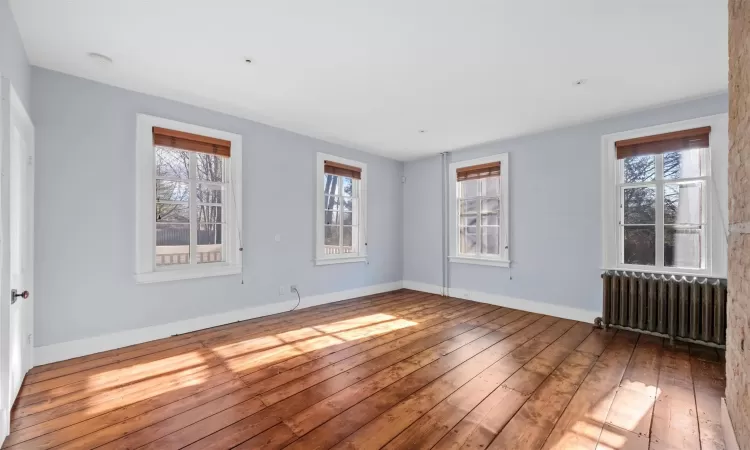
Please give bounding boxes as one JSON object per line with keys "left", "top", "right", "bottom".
{"left": 598, "top": 270, "right": 727, "bottom": 348}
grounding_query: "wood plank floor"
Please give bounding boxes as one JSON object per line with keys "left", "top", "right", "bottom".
{"left": 4, "top": 289, "right": 726, "bottom": 450}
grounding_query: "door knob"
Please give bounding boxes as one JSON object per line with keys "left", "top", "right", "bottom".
{"left": 11, "top": 289, "right": 28, "bottom": 305}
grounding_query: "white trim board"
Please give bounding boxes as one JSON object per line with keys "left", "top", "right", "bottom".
{"left": 403, "top": 280, "right": 599, "bottom": 323}
{"left": 721, "top": 398, "right": 741, "bottom": 450}
{"left": 33, "top": 281, "right": 402, "bottom": 366}
{"left": 402, "top": 280, "right": 445, "bottom": 296}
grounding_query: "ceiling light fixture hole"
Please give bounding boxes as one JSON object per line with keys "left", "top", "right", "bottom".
{"left": 572, "top": 79, "right": 587, "bottom": 87}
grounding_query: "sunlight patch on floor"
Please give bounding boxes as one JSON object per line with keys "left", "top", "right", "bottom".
{"left": 82, "top": 365, "right": 209, "bottom": 415}
{"left": 211, "top": 314, "right": 403, "bottom": 359}
{"left": 332, "top": 318, "right": 418, "bottom": 341}
{"left": 217, "top": 317, "right": 419, "bottom": 374}
{"left": 220, "top": 335, "right": 347, "bottom": 373}
{"left": 211, "top": 335, "right": 290, "bottom": 359}
{"left": 312, "top": 314, "right": 400, "bottom": 334}
{"left": 83, "top": 351, "right": 207, "bottom": 390}
{"left": 545, "top": 386, "right": 660, "bottom": 449}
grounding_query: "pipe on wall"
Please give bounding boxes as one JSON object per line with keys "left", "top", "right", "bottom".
{"left": 441, "top": 152, "right": 450, "bottom": 296}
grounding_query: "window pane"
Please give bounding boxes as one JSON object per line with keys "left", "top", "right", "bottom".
{"left": 459, "top": 179, "right": 479, "bottom": 198}
{"left": 481, "top": 176, "right": 500, "bottom": 196}
{"left": 324, "top": 226, "right": 340, "bottom": 246}
{"left": 460, "top": 199, "right": 478, "bottom": 214}
{"left": 343, "top": 212, "right": 353, "bottom": 226}
{"left": 341, "top": 177, "right": 353, "bottom": 197}
{"left": 623, "top": 155, "right": 655, "bottom": 183}
{"left": 156, "top": 224, "right": 190, "bottom": 266}
{"left": 324, "top": 195, "right": 340, "bottom": 211}
{"left": 459, "top": 227, "right": 477, "bottom": 254}
{"left": 623, "top": 187, "right": 655, "bottom": 224}
{"left": 481, "top": 212, "right": 499, "bottom": 226}
{"left": 481, "top": 226, "right": 500, "bottom": 255}
{"left": 197, "top": 184, "right": 223, "bottom": 204}
{"left": 156, "top": 180, "right": 189, "bottom": 202}
{"left": 481, "top": 198, "right": 500, "bottom": 212}
{"left": 623, "top": 226, "right": 656, "bottom": 265}
{"left": 343, "top": 226, "right": 353, "bottom": 247}
{"left": 460, "top": 215, "right": 477, "bottom": 227}
{"left": 343, "top": 197, "right": 354, "bottom": 212}
{"left": 665, "top": 226, "right": 702, "bottom": 269}
{"left": 324, "top": 174, "right": 340, "bottom": 196}
{"left": 664, "top": 182, "right": 702, "bottom": 224}
{"left": 324, "top": 210, "right": 339, "bottom": 225}
{"left": 156, "top": 203, "right": 189, "bottom": 222}
{"left": 664, "top": 148, "right": 704, "bottom": 180}
{"left": 197, "top": 205, "right": 223, "bottom": 223}
{"left": 198, "top": 223, "right": 222, "bottom": 244}
{"left": 196, "top": 154, "right": 224, "bottom": 182}
{"left": 155, "top": 147, "right": 189, "bottom": 179}
{"left": 197, "top": 224, "right": 223, "bottom": 264}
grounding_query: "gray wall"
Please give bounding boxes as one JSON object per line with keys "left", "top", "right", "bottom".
{"left": 403, "top": 94, "right": 728, "bottom": 314}
{"left": 31, "top": 67, "right": 404, "bottom": 346}
{"left": 0, "top": 0, "right": 30, "bottom": 111}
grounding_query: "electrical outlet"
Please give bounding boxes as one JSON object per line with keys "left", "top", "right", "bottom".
{"left": 279, "top": 285, "right": 286, "bottom": 296}
{"left": 290, "top": 285, "right": 298, "bottom": 293}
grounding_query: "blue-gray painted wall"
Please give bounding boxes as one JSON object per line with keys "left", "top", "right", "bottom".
{"left": 403, "top": 94, "right": 728, "bottom": 313}
{"left": 31, "top": 67, "right": 404, "bottom": 346}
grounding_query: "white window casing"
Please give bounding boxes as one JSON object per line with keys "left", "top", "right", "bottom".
{"left": 135, "top": 114, "right": 243, "bottom": 283}
{"left": 315, "top": 152, "right": 367, "bottom": 265}
{"left": 601, "top": 114, "right": 728, "bottom": 277}
{"left": 448, "top": 153, "right": 510, "bottom": 267}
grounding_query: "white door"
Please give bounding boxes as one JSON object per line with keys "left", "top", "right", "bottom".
{"left": 0, "top": 76, "right": 34, "bottom": 440}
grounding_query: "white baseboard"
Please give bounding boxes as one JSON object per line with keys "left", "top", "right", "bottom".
{"left": 33, "top": 281, "right": 403, "bottom": 366}
{"left": 402, "top": 280, "right": 445, "bottom": 296}
{"left": 722, "top": 397, "right": 741, "bottom": 450}
{"left": 403, "top": 280, "right": 599, "bottom": 324}
{"left": 33, "top": 279, "right": 600, "bottom": 366}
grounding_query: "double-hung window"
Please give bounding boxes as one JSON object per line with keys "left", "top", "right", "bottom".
{"left": 618, "top": 127, "right": 710, "bottom": 270}
{"left": 602, "top": 115, "right": 728, "bottom": 277}
{"left": 135, "top": 115, "right": 243, "bottom": 283}
{"left": 449, "top": 153, "right": 510, "bottom": 267}
{"left": 315, "top": 153, "right": 367, "bottom": 265}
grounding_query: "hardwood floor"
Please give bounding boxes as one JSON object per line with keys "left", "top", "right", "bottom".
{"left": 4, "top": 289, "right": 726, "bottom": 449}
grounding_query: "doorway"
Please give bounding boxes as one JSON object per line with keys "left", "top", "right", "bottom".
{"left": 0, "top": 76, "right": 35, "bottom": 440}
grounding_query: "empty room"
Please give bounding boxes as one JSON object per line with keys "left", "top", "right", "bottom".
{"left": 0, "top": 1, "right": 748, "bottom": 449}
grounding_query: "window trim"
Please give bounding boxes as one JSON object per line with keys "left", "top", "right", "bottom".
{"left": 448, "top": 153, "right": 510, "bottom": 267}
{"left": 135, "top": 114, "right": 243, "bottom": 283}
{"left": 315, "top": 152, "right": 367, "bottom": 265}
{"left": 601, "top": 114, "right": 728, "bottom": 278}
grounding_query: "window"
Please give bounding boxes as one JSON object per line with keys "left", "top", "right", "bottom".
{"left": 602, "top": 115, "right": 728, "bottom": 276}
{"left": 449, "top": 154, "right": 510, "bottom": 267}
{"left": 135, "top": 115, "right": 242, "bottom": 283}
{"left": 315, "top": 153, "right": 367, "bottom": 265}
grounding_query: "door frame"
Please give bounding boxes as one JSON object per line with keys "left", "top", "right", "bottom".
{"left": 0, "top": 74, "right": 35, "bottom": 440}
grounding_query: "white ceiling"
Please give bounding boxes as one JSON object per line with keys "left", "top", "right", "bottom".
{"left": 10, "top": 0, "right": 727, "bottom": 161}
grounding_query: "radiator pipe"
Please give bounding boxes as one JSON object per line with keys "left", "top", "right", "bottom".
{"left": 441, "top": 152, "right": 450, "bottom": 297}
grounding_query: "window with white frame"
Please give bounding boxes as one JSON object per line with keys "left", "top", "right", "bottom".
{"left": 315, "top": 153, "right": 367, "bottom": 265}
{"left": 449, "top": 154, "right": 510, "bottom": 267}
{"left": 135, "top": 115, "right": 242, "bottom": 283}
{"left": 602, "top": 115, "right": 729, "bottom": 277}
{"left": 617, "top": 128, "right": 710, "bottom": 270}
